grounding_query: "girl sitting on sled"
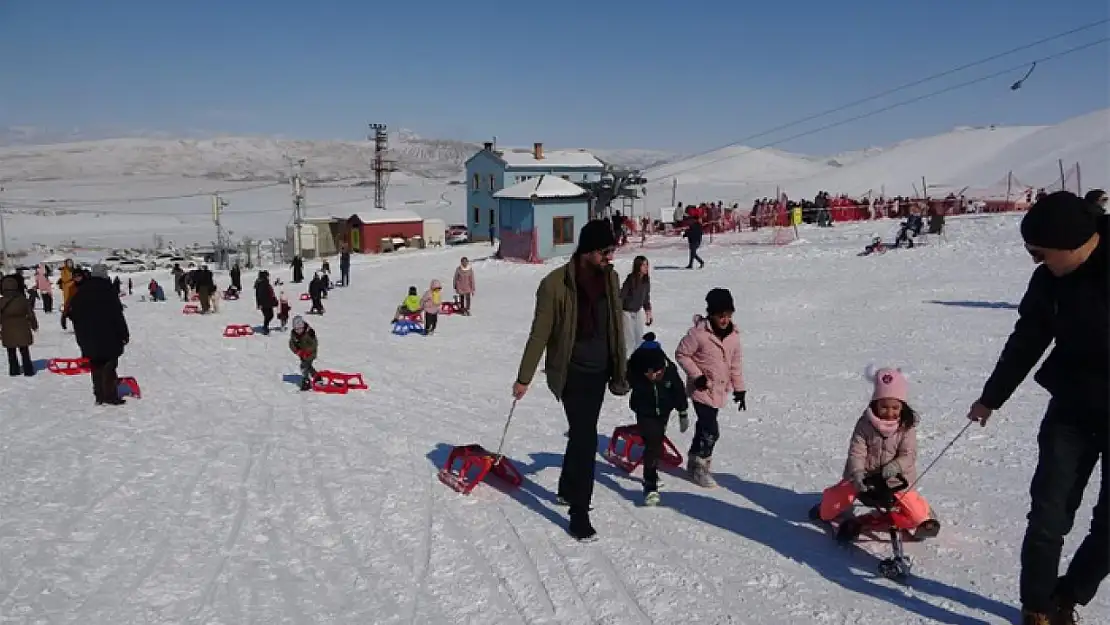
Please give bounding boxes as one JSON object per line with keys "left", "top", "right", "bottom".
{"left": 816, "top": 366, "right": 939, "bottom": 539}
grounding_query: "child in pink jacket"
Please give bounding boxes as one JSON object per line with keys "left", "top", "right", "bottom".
{"left": 419, "top": 279, "right": 443, "bottom": 335}
{"left": 674, "top": 287, "right": 746, "bottom": 488}
{"left": 814, "top": 366, "right": 938, "bottom": 541}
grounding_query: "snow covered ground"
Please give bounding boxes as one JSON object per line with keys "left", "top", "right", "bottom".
{"left": 2, "top": 213, "right": 1105, "bottom": 624}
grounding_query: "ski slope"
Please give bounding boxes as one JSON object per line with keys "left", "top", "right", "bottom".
{"left": 1, "top": 215, "right": 1106, "bottom": 625}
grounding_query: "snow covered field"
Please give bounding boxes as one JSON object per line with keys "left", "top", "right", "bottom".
{"left": 1, "top": 215, "right": 1106, "bottom": 625}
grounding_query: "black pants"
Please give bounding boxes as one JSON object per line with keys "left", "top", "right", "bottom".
{"left": 340, "top": 267, "right": 349, "bottom": 286}
{"left": 260, "top": 307, "right": 274, "bottom": 332}
{"left": 458, "top": 293, "right": 472, "bottom": 313}
{"left": 40, "top": 292, "right": 53, "bottom": 313}
{"left": 1021, "top": 400, "right": 1108, "bottom": 612}
{"left": 557, "top": 368, "right": 608, "bottom": 513}
{"left": 687, "top": 246, "right": 704, "bottom": 268}
{"left": 635, "top": 412, "right": 669, "bottom": 492}
{"left": 425, "top": 312, "right": 438, "bottom": 333}
{"left": 6, "top": 347, "right": 32, "bottom": 376}
{"left": 689, "top": 401, "right": 720, "bottom": 458}
{"left": 310, "top": 295, "right": 324, "bottom": 314}
{"left": 89, "top": 358, "right": 120, "bottom": 403}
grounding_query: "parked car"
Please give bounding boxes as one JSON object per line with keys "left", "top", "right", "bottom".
{"left": 446, "top": 225, "right": 470, "bottom": 245}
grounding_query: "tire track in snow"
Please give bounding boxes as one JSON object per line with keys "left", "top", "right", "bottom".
{"left": 488, "top": 504, "right": 558, "bottom": 618}
{"left": 405, "top": 441, "right": 435, "bottom": 625}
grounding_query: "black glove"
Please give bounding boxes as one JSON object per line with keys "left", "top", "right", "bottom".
{"left": 733, "top": 391, "right": 746, "bottom": 410}
{"left": 694, "top": 375, "right": 709, "bottom": 391}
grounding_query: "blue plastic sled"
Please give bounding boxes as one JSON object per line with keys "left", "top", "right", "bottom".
{"left": 392, "top": 320, "right": 425, "bottom": 336}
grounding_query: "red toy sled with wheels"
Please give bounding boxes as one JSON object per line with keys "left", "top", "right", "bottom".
{"left": 439, "top": 400, "right": 522, "bottom": 495}
{"left": 223, "top": 324, "right": 254, "bottom": 338}
{"left": 47, "top": 357, "right": 90, "bottom": 375}
{"left": 300, "top": 293, "right": 311, "bottom": 301}
{"left": 311, "top": 370, "right": 368, "bottom": 394}
{"left": 439, "top": 301, "right": 460, "bottom": 315}
{"left": 603, "top": 423, "right": 683, "bottom": 472}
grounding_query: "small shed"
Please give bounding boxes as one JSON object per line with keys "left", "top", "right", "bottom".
{"left": 346, "top": 211, "right": 424, "bottom": 253}
{"left": 493, "top": 175, "right": 589, "bottom": 262}
{"left": 303, "top": 217, "right": 345, "bottom": 256}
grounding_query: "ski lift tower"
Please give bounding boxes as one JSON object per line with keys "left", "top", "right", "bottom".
{"left": 579, "top": 166, "right": 648, "bottom": 220}
{"left": 369, "top": 123, "right": 398, "bottom": 209}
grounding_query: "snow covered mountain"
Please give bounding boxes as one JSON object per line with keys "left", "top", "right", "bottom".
{"left": 0, "top": 130, "right": 676, "bottom": 183}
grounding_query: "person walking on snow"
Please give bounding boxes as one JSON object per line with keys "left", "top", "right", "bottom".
{"left": 67, "top": 264, "right": 130, "bottom": 405}
{"left": 308, "top": 273, "right": 325, "bottom": 315}
{"left": 0, "top": 274, "right": 39, "bottom": 377}
{"left": 339, "top": 247, "right": 351, "bottom": 286}
{"left": 813, "top": 366, "right": 939, "bottom": 541}
{"left": 452, "top": 257, "right": 475, "bottom": 315}
{"left": 682, "top": 219, "right": 705, "bottom": 269}
{"left": 965, "top": 191, "right": 1107, "bottom": 625}
{"left": 288, "top": 315, "right": 318, "bottom": 391}
{"left": 513, "top": 219, "right": 629, "bottom": 542}
{"left": 674, "top": 288, "right": 745, "bottom": 488}
{"left": 59, "top": 259, "right": 78, "bottom": 329}
{"left": 254, "top": 271, "right": 278, "bottom": 334}
{"left": 277, "top": 292, "right": 291, "bottom": 330}
{"left": 627, "top": 333, "right": 689, "bottom": 506}
{"left": 34, "top": 264, "right": 53, "bottom": 313}
{"left": 619, "top": 255, "right": 653, "bottom": 356}
{"left": 420, "top": 280, "right": 442, "bottom": 335}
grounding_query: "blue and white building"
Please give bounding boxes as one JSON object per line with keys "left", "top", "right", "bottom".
{"left": 492, "top": 174, "right": 589, "bottom": 262}
{"left": 464, "top": 142, "right": 605, "bottom": 241}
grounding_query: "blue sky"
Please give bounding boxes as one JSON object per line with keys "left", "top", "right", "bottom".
{"left": 1, "top": 0, "right": 1107, "bottom": 153}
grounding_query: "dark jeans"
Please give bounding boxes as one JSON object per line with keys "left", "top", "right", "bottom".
{"left": 557, "top": 367, "right": 608, "bottom": 513}
{"left": 89, "top": 357, "right": 120, "bottom": 403}
{"left": 689, "top": 401, "right": 720, "bottom": 458}
{"left": 458, "top": 293, "right": 472, "bottom": 313}
{"left": 1021, "top": 399, "right": 1108, "bottom": 612}
{"left": 6, "top": 347, "right": 32, "bottom": 376}
{"left": 635, "top": 412, "right": 669, "bottom": 492}
{"left": 310, "top": 295, "right": 324, "bottom": 314}
{"left": 260, "top": 307, "right": 274, "bottom": 332}
{"left": 425, "top": 312, "right": 438, "bottom": 333}
{"left": 40, "top": 292, "right": 53, "bottom": 313}
{"left": 687, "top": 246, "right": 704, "bottom": 268}
{"left": 340, "top": 267, "right": 350, "bottom": 286}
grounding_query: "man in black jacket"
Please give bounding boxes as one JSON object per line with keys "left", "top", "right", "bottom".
{"left": 967, "top": 191, "right": 1108, "bottom": 624}
{"left": 68, "top": 264, "right": 130, "bottom": 405}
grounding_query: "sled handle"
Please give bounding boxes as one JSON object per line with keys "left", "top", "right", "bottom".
{"left": 492, "top": 400, "right": 518, "bottom": 463}
{"left": 907, "top": 420, "right": 973, "bottom": 492}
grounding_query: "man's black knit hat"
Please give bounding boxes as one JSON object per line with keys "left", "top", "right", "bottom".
{"left": 1021, "top": 191, "right": 1099, "bottom": 251}
{"left": 576, "top": 220, "right": 617, "bottom": 255}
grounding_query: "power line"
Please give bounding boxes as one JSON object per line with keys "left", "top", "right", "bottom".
{"left": 653, "top": 36, "right": 1109, "bottom": 182}
{"left": 1, "top": 181, "right": 284, "bottom": 206}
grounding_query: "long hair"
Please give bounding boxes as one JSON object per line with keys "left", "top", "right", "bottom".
{"left": 869, "top": 399, "right": 919, "bottom": 431}
{"left": 623, "top": 255, "right": 650, "bottom": 290}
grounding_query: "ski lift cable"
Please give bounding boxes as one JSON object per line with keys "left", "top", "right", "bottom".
{"left": 1, "top": 191, "right": 377, "bottom": 217}
{"left": 651, "top": 18, "right": 1109, "bottom": 183}
{"left": 654, "top": 37, "right": 1109, "bottom": 183}
{"left": 2, "top": 181, "right": 285, "bottom": 206}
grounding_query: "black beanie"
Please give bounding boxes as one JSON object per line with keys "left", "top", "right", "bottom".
{"left": 1021, "top": 191, "right": 1099, "bottom": 251}
{"left": 705, "top": 287, "right": 735, "bottom": 315}
{"left": 630, "top": 342, "right": 668, "bottom": 372}
{"left": 576, "top": 220, "right": 617, "bottom": 255}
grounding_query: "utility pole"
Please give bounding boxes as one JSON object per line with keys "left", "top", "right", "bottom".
{"left": 0, "top": 187, "right": 7, "bottom": 272}
{"left": 212, "top": 193, "right": 229, "bottom": 269}
{"left": 369, "top": 123, "right": 395, "bottom": 209}
{"left": 287, "top": 156, "right": 306, "bottom": 257}
{"left": 671, "top": 178, "right": 677, "bottom": 206}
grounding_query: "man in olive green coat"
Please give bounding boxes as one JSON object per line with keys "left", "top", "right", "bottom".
{"left": 513, "top": 219, "right": 629, "bottom": 542}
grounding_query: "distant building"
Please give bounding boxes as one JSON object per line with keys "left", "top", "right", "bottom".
{"left": 493, "top": 174, "right": 589, "bottom": 262}
{"left": 345, "top": 211, "right": 424, "bottom": 253}
{"left": 464, "top": 142, "right": 605, "bottom": 242}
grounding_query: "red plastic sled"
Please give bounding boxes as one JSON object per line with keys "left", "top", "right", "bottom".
{"left": 223, "top": 324, "right": 254, "bottom": 338}
{"left": 402, "top": 311, "right": 423, "bottom": 322}
{"left": 118, "top": 376, "right": 142, "bottom": 399}
{"left": 47, "top": 357, "right": 91, "bottom": 375}
{"left": 300, "top": 293, "right": 311, "bottom": 301}
{"left": 438, "top": 444, "right": 523, "bottom": 495}
{"left": 190, "top": 293, "right": 200, "bottom": 301}
{"left": 603, "top": 423, "right": 684, "bottom": 473}
{"left": 182, "top": 304, "right": 200, "bottom": 314}
{"left": 223, "top": 292, "right": 239, "bottom": 301}
{"left": 311, "top": 370, "right": 368, "bottom": 394}
{"left": 439, "top": 301, "right": 460, "bottom": 315}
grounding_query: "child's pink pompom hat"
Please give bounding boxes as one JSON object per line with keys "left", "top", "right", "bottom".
{"left": 866, "top": 365, "right": 908, "bottom": 402}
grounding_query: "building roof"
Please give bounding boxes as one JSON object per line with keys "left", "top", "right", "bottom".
{"left": 494, "top": 174, "right": 588, "bottom": 200}
{"left": 498, "top": 148, "right": 604, "bottom": 169}
{"left": 349, "top": 210, "right": 423, "bottom": 224}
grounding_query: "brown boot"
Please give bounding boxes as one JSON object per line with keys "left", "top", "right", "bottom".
{"left": 1021, "top": 609, "right": 1053, "bottom": 625}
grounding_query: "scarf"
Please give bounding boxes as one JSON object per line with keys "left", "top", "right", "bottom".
{"left": 867, "top": 408, "right": 900, "bottom": 438}
{"left": 575, "top": 262, "right": 607, "bottom": 339}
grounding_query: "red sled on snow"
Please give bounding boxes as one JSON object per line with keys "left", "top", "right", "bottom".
{"left": 190, "top": 293, "right": 200, "bottom": 302}
{"left": 118, "top": 376, "right": 142, "bottom": 399}
{"left": 438, "top": 401, "right": 522, "bottom": 495}
{"left": 182, "top": 304, "right": 201, "bottom": 314}
{"left": 300, "top": 293, "right": 311, "bottom": 301}
{"left": 603, "top": 424, "right": 684, "bottom": 473}
{"left": 47, "top": 357, "right": 91, "bottom": 375}
{"left": 223, "top": 324, "right": 254, "bottom": 338}
{"left": 439, "top": 301, "right": 460, "bottom": 315}
{"left": 311, "top": 370, "right": 368, "bottom": 394}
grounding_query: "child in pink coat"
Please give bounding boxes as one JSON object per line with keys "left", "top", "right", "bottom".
{"left": 815, "top": 366, "right": 938, "bottom": 540}
{"left": 419, "top": 279, "right": 443, "bottom": 335}
{"left": 674, "top": 287, "right": 746, "bottom": 488}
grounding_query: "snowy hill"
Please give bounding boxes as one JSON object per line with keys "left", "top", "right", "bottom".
{"left": 0, "top": 131, "right": 676, "bottom": 183}
{"left": 2, "top": 214, "right": 1105, "bottom": 624}
{"left": 644, "top": 107, "right": 1109, "bottom": 202}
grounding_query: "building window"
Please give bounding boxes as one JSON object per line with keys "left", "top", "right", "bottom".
{"left": 473, "top": 206, "right": 480, "bottom": 224}
{"left": 489, "top": 208, "right": 495, "bottom": 228}
{"left": 472, "top": 173, "right": 480, "bottom": 190}
{"left": 553, "top": 216, "right": 575, "bottom": 245}
{"left": 489, "top": 174, "right": 496, "bottom": 191}
{"left": 561, "top": 175, "right": 570, "bottom": 180}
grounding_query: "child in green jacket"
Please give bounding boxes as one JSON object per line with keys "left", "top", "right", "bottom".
{"left": 289, "top": 315, "right": 318, "bottom": 391}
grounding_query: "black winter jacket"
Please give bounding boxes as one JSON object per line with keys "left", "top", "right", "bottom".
{"left": 628, "top": 357, "right": 689, "bottom": 419}
{"left": 68, "top": 277, "right": 130, "bottom": 361}
{"left": 979, "top": 215, "right": 1109, "bottom": 417}
{"left": 255, "top": 279, "right": 277, "bottom": 310}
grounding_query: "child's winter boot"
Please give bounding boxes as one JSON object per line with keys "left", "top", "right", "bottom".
{"left": 1019, "top": 609, "right": 1053, "bottom": 625}
{"left": 643, "top": 490, "right": 661, "bottom": 506}
{"left": 688, "top": 456, "right": 717, "bottom": 488}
